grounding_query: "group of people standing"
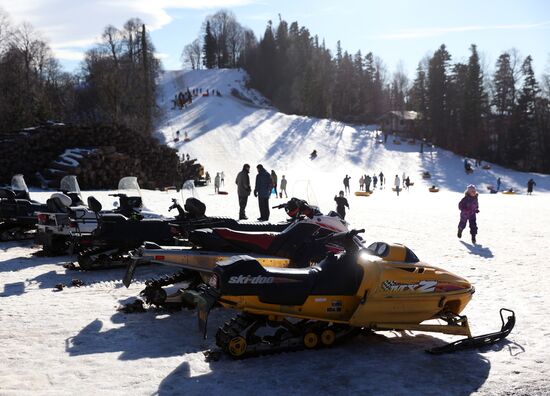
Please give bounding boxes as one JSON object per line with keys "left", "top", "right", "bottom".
{"left": 172, "top": 87, "right": 223, "bottom": 110}
{"left": 173, "top": 89, "right": 192, "bottom": 109}
{"left": 235, "top": 164, "right": 288, "bottom": 221}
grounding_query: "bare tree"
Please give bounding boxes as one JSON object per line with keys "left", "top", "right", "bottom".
{"left": 182, "top": 38, "right": 201, "bottom": 69}
{"left": 0, "top": 7, "right": 12, "bottom": 55}
{"left": 542, "top": 54, "right": 550, "bottom": 99}
{"left": 390, "top": 61, "right": 409, "bottom": 110}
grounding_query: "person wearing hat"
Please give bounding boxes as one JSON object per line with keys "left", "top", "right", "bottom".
{"left": 458, "top": 184, "right": 479, "bottom": 244}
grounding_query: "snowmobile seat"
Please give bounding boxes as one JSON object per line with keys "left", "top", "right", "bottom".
{"left": 216, "top": 255, "right": 319, "bottom": 306}
{"left": 310, "top": 254, "right": 364, "bottom": 296}
{"left": 0, "top": 188, "right": 16, "bottom": 201}
{"left": 184, "top": 197, "right": 206, "bottom": 218}
{"left": 87, "top": 196, "right": 102, "bottom": 213}
{"left": 213, "top": 228, "right": 277, "bottom": 251}
{"left": 46, "top": 196, "right": 70, "bottom": 213}
{"left": 13, "top": 190, "right": 30, "bottom": 200}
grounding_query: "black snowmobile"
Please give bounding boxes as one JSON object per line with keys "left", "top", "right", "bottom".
{"left": 74, "top": 195, "right": 290, "bottom": 270}
{"left": 36, "top": 176, "right": 163, "bottom": 256}
{"left": 0, "top": 175, "right": 49, "bottom": 241}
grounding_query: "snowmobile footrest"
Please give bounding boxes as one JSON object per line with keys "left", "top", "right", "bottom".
{"left": 427, "top": 308, "right": 515, "bottom": 355}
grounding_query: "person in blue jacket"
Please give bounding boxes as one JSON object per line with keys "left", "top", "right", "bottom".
{"left": 254, "top": 164, "right": 273, "bottom": 221}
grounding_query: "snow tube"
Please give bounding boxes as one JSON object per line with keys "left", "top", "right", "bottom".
{"left": 218, "top": 191, "right": 229, "bottom": 195}
{"left": 482, "top": 164, "right": 492, "bottom": 170}
{"left": 429, "top": 187, "right": 439, "bottom": 193}
{"left": 422, "top": 172, "right": 431, "bottom": 179}
{"left": 502, "top": 190, "right": 516, "bottom": 195}
{"left": 354, "top": 191, "right": 371, "bottom": 197}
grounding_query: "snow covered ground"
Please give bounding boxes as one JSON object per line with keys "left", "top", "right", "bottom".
{"left": 1, "top": 69, "right": 549, "bottom": 395}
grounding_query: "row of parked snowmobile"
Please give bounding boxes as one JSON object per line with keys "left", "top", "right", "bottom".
{"left": 0, "top": 174, "right": 515, "bottom": 359}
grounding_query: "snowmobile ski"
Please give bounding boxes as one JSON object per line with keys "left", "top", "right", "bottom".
{"left": 427, "top": 308, "right": 515, "bottom": 354}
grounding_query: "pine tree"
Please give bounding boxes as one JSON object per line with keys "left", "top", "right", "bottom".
{"left": 427, "top": 44, "right": 452, "bottom": 147}
{"left": 463, "top": 44, "right": 488, "bottom": 156}
{"left": 202, "top": 21, "right": 217, "bottom": 69}
{"left": 508, "top": 55, "right": 540, "bottom": 168}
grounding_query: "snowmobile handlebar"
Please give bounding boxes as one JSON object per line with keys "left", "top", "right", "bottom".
{"left": 314, "top": 229, "right": 365, "bottom": 250}
{"left": 272, "top": 198, "right": 319, "bottom": 219}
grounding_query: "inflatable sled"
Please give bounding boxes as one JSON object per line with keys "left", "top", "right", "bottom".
{"left": 422, "top": 172, "right": 431, "bottom": 179}
{"left": 482, "top": 164, "right": 491, "bottom": 170}
{"left": 354, "top": 191, "right": 371, "bottom": 197}
{"left": 429, "top": 187, "right": 439, "bottom": 192}
{"left": 502, "top": 190, "right": 517, "bottom": 195}
{"left": 217, "top": 191, "right": 229, "bottom": 195}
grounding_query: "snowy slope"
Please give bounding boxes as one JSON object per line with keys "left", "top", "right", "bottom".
{"left": 1, "top": 69, "right": 549, "bottom": 396}
{"left": 156, "top": 68, "right": 549, "bottom": 198}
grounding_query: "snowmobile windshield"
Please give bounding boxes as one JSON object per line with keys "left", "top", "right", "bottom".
{"left": 289, "top": 180, "right": 319, "bottom": 211}
{"left": 180, "top": 179, "right": 198, "bottom": 201}
{"left": 59, "top": 175, "right": 82, "bottom": 197}
{"left": 11, "top": 174, "right": 29, "bottom": 193}
{"left": 116, "top": 176, "right": 154, "bottom": 212}
{"left": 117, "top": 176, "right": 142, "bottom": 197}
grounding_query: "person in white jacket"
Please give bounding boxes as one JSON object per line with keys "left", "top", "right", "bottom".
{"left": 394, "top": 175, "right": 401, "bottom": 196}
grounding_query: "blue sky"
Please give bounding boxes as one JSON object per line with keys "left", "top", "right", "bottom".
{"left": 1, "top": 0, "right": 549, "bottom": 77}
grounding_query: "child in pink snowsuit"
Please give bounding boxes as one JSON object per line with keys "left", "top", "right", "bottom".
{"left": 458, "top": 184, "right": 479, "bottom": 244}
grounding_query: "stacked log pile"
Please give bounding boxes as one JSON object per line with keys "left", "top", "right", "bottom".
{"left": 0, "top": 123, "right": 202, "bottom": 189}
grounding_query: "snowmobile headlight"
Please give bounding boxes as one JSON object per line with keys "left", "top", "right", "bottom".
{"left": 208, "top": 274, "right": 219, "bottom": 289}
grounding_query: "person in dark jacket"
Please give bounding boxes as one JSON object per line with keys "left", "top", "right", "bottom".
{"left": 254, "top": 164, "right": 272, "bottom": 221}
{"left": 235, "top": 164, "right": 251, "bottom": 220}
{"left": 334, "top": 191, "right": 350, "bottom": 219}
{"left": 458, "top": 184, "right": 479, "bottom": 244}
{"left": 343, "top": 175, "right": 351, "bottom": 195}
{"left": 527, "top": 179, "right": 536, "bottom": 195}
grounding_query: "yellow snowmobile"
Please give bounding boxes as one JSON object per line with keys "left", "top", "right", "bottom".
{"left": 186, "top": 230, "right": 515, "bottom": 358}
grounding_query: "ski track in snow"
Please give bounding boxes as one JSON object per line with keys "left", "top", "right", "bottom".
{"left": 1, "top": 69, "right": 549, "bottom": 395}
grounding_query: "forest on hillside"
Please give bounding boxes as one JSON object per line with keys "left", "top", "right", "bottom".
{"left": 0, "top": 10, "right": 158, "bottom": 136}
{"left": 185, "top": 11, "right": 550, "bottom": 173}
{"left": 0, "top": 7, "right": 549, "bottom": 174}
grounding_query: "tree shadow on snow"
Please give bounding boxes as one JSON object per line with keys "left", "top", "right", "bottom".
{"left": 460, "top": 241, "right": 493, "bottom": 258}
{"left": 156, "top": 330, "right": 492, "bottom": 396}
